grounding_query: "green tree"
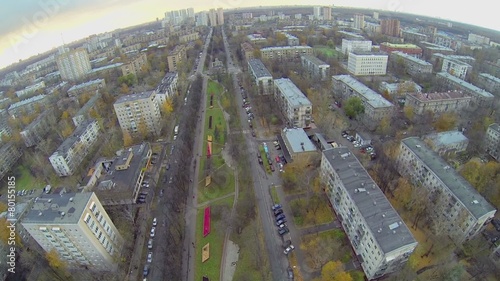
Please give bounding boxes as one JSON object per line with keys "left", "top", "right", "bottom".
{"left": 344, "top": 97, "right": 364, "bottom": 119}
{"left": 433, "top": 112, "right": 457, "bottom": 132}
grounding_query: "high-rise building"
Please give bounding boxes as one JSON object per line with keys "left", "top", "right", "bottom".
{"left": 353, "top": 14, "right": 365, "bottom": 29}
{"left": 322, "top": 6, "right": 332, "bottom": 20}
{"left": 114, "top": 91, "right": 161, "bottom": 137}
{"left": 56, "top": 48, "right": 91, "bottom": 81}
{"left": 208, "top": 9, "right": 217, "bottom": 26}
{"left": 196, "top": 12, "right": 208, "bottom": 26}
{"left": 21, "top": 192, "right": 125, "bottom": 270}
{"left": 313, "top": 6, "right": 321, "bottom": 19}
{"left": 380, "top": 19, "right": 400, "bottom": 37}
{"left": 217, "top": 8, "right": 224, "bottom": 25}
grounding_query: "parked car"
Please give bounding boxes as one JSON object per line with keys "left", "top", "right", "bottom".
{"left": 148, "top": 239, "right": 153, "bottom": 249}
{"left": 276, "top": 219, "right": 287, "bottom": 226}
{"left": 275, "top": 156, "right": 281, "bottom": 163}
{"left": 276, "top": 214, "right": 286, "bottom": 221}
{"left": 283, "top": 240, "right": 292, "bottom": 249}
{"left": 270, "top": 164, "right": 275, "bottom": 172}
{"left": 143, "top": 265, "right": 150, "bottom": 277}
{"left": 272, "top": 204, "right": 282, "bottom": 210}
{"left": 278, "top": 223, "right": 287, "bottom": 229}
{"left": 147, "top": 252, "right": 153, "bottom": 263}
{"left": 152, "top": 218, "right": 157, "bottom": 226}
{"left": 274, "top": 209, "right": 283, "bottom": 216}
{"left": 278, "top": 227, "right": 289, "bottom": 235}
{"left": 150, "top": 227, "right": 156, "bottom": 237}
{"left": 284, "top": 245, "right": 295, "bottom": 255}
{"left": 287, "top": 267, "right": 294, "bottom": 279}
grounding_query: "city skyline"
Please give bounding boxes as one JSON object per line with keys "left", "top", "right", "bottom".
{"left": 1, "top": 0, "right": 499, "bottom": 69}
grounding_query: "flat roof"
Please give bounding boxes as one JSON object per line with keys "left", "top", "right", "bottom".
{"left": 9, "top": 95, "right": 46, "bottom": 110}
{"left": 407, "top": 90, "right": 470, "bottom": 102}
{"left": 283, "top": 128, "right": 316, "bottom": 153}
{"left": 115, "top": 91, "right": 155, "bottom": 104}
{"left": 76, "top": 91, "right": 101, "bottom": 116}
{"left": 338, "top": 31, "right": 364, "bottom": 39}
{"left": 89, "top": 63, "right": 123, "bottom": 73}
{"left": 419, "top": 41, "right": 454, "bottom": 51}
{"left": 479, "top": 73, "right": 500, "bottom": 83}
{"left": 488, "top": 123, "right": 500, "bottom": 133}
{"left": 53, "top": 119, "right": 97, "bottom": 156}
{"left": 391, "top": 51, "right": 432, "bottom": 66}
{"left": 437, "top": 72, "right": 494, "bottom": 98}
{"left": 443, "top": 57, "right": 472, "bottom": 67}
{"left": 350, "top": 51, "right": 388, "bottom": 56}
{"left": 22, "top": 192, "right": 92, "bottom": 224}
{"left": 323, "top": 148, "right": 417, "bottom": 254}
{"left": 274, "top": 78, "right": 311, "bottom": 108}
{"left": 301, "top": 55, "right": 329, "bottom": 67}
{"left": 68, "top": 79, "right": 105, "bottom": 92}
{"left": 402, "top": 137, "right": 496, "bottom": 219}
{"left": 248, "top": 59, "right": 272, "bottom": 78}
{"left": 156, "top": 72, "right": 178, "bottom": 93}
{"left": 425, "top": 131, "right": 468, "bottom": 146}
{"left": 261, "top": 46, "right": 312, "bottom": 51}
{"left": 333, "top": 75, "right": 393, "bottom": 108}
{"left": 381, "top": 42, "right": 421, "bottom": 49}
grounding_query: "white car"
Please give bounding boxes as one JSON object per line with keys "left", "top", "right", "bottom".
{"left": 148, "top": 239, "right": 153, "bottom": 249}
{"left": 284, "top": 245, "right": 295, "bottom": 255}
{"left": 147, "top": 252, "right": 153, "bottom": 263}
{"left": 150, "top": 227, "right": 156, "bottom": 238}
{"left": 152, "top": 218, "right": 157, "bottom": 226}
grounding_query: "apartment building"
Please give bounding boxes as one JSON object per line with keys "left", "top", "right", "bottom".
{"left": 120, "top": 52, "right": 148, "bottom": 76}
{"left": 484, "top": 123, "right": 500, "bottom": 161}
{"left": 179, "top": 32, "right": 200, "bottom": 43}
{"left": 21, "top": 192, "right": 124, "bottom": 270}
{"left": 441, "top": 57, "right": 472, "bottom": 80}
{"left": 423, "top": 131, "right": 469, "bottom": 156}
{"left": 301, "top": 55, "right": 330, "bottom": 80}
{"left": 273, "top": 78, "right": 312, "bottom": 128}
{"left": 67, "top": 79, "right": 106, "bottom": 98}
{"left": 420, "top": 42, "right": 454, "bottom": 61}
{"left": 240, "top": 42, "right": 255, "bottom": 61}
{"left": 353, "top": 14, "right": 365, "bottom": 29}
{"left": 49, "top": 119, "right": 101, "bottom": 177}
{"left": 347, "top": 51, "right": 388, "bottom": 76}
{"left": 405, "top": 91, "right": 471, "bottom": 115}
{"left": 248, "top": 59, "right": 273, "bottom": 95}
{"left": 332, "top": 75, "right": 394, "bottom": 124}
{"left": 114, "top": 91, "right": 161, "bottom": 137}
{"left": 260, "top": 46, "right": 313, "bottom": 61}
{"left": 56, "top": 48, "right": 92, "bottom": 81}
{"left": 21, "top": 110, "right": 56, "bottom": 147}
{"left": 155, "top": 72, "right": 178, "bottom": 106}
{"left": 389, "top": 51, "right": 432, "bottom": 76}
{"left": 341, "top": 39, "right": 372, "bottom": 56}
{"left": 0, "top": 109, "right": 12, "bottom": 140}
{"left": 321, "top": 148, "right": 417, "bottom": 280}
{"left": 476, "top": 73, "right": 500, "bottom": 95}
{"left": 0, "top": 142, "right": 22, "bottom": 181}
{"left": 379, "top": 81, "right": 422, "bottom": 98}
{"left": 436, "top": 72, "right": 494, "bottom": 106}
{"left": 167, "top": 45, "right": 187, "bottom": 72}
{"left": 281, "top": 32, "right": 299, "bottom": 46}
{"left": 468, "top": 33, "right": 490, "bottom": 45}
{"left": 401, "top": 30, "right": 428, "bottom": 43}
{"left": 8, "top": 94, "right": 47, "bottom": 118}
{"left": 72, "top": 91, "right": 101, "bottom": 127}
{"left": 15, "top": 81, "right": 46, "bottom": 98}
{"left": 396, "top": 137, "right": 496, "bottom": 244}
{"left": 380, "top": 43, "right": 422, "bottom": 57}
{"left": 380, "top": 19, "right": 400, "bottom": 37}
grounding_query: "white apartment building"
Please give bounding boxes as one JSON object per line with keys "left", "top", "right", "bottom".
{"left": 21, "top": 192, "right": 124, "bottom": 270}
{"left": 389, "top": 51, "right": 433, "bottom": 76}
{"left": 353, "top": 14, "right": 365, "bottom": 29}
{"left": 396, "top": 137, "right": 496, "bottom": 244}
{"left": 423, "top": 131, "right": 469, "bottom": 156}
{"left": 260, "top": 46, "right": 313, "bottom": 61}
{"left": 476, "top": 73, "right": 500, "bottom": 95}
{"left": 56, "top": 48, "right": 92, "bottom": 81}
{"left": 321, "top": 148, "right": 417, "bottom": 280}
{"left": 341, "top": 39, "right": 372, "bottom": 56}
{"left": 248, "top": 59, "right": 273, "bottom": 95}
{"left": 441, "top": 57, "right": 472, "bottom": 80}
{"left": 301, "top": 55, "right": 330, "bottom": 80}
{"left": 114, "top": 91, "right": 161, "bottom": 136}
{"left": 282, "top": 33, "right": 299, "bottom": 46}
{"left": 484, "top": 123, "right": 500, "bottom": 161}
{"left": 332, "top": 75, "right": 394, "bottom": 124}
{"left": 404, "top": 91, "right": 472, "bottom": 115}
{"left": 8, "top": 94, "right": 47, "bottom": 118}
{"left": 15, "top": 81, "right": 46, "bottom": 98}
{"left": 49, "top": 119, "right": 101, "bottom": 177}
{"left": 67, "top": 79, "right": 106, "bottom": 98}
{"left": 436, "top": 72, "right": 494, "bottom": 107}
{"left": 468, "top": 33, "right": 490, "bottom": 45}
{"left": 155, "top": 72, "right": 178, "bottom": 106}
{"left": 273, "top": 78, "right": 313, "bottom": 128}
{"left": 348, "top": 51, "right": 388, "bottom": 76}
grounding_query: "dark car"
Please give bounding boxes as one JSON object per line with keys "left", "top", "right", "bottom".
{"left": 278, "top": 227, "right": 289, "bottom": 235}
{"left": 492, "top": 218, "right": 500, "bottom": 231}
{"left": 272, "top": 204, "right": 282, "bottom": 210}
{"left": 276, "top": 219, "right": 287, "bottom": 226}
{"left": 276, "top": 214, "right": 286, "bottom": 221}
{"left": 270, "top": 164, "right": 275, "bottom": 172}
{"left": 287, "top": 267, "right": 294, "bottom": 279}
{"left": 274, "top": 209, "right": 283, "bottom": 216}
{"left": 143, "top": 265, "right": 150, "bottom": 277}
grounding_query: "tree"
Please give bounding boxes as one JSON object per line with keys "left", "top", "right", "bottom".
{"left": 433, "top": 112, "right": 457, "bottom": 132}
{"left": 343, "top": 97, "right": 364, "bottom": 119}
{"left": 123, "top": 131, "right": 133, "bottom": 147}
{"left": 320, "top": 260, "right": 352, "bottom": 281}
{"left": 162, "top": 98, "right": 174, "bottom": 115}
{"left": 403, "top": 106, "right": 415, "bottom": 121}
{"left": 253, "top": 48, "right": 261, "bottom": 59}
{"left": 120, "top": 83, "right": 130, "bottom": 94}
{"left": 45, "top": 248, "right": 66, "bottom": 270}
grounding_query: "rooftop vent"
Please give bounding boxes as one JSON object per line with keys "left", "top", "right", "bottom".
{"left": 472, "top": 200, "right": 479, "bottom": 204}
{"left": 61, "top": 212, "right": 65, "bottom": 217}
{"left": 48, "top": 199, "right": 52, "bottom": 203}
{"left": 69, "top": 197, "right": 74, "bottom": 202}
{"left": 389, "top": 222, "right": 400, "bottom": 230}
{"left": 38, "top": 211, "right": 43, "bottom": 216}
{"left": 416, "top": 145, "right": 421, "bottom": 148}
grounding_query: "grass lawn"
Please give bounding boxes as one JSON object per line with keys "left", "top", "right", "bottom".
{"left": 313, "top": 45, "right": 341, "bottom": 58}
{"left": 270, "top": 185, "right": 280, "bottom": 204}
{"left": 289, "top": 197, "right": 334, "bottom": 227}
{"left": 197, "top": 165, "right": 235, "bottom": 204}
{"left": 194, "top": 196, "right": 234, "bottom": 281}
{"left": 12, "top": 165, "right": 44, "bottom": 191}
{"left": 207, "top": 80, "right": 224, "bottom": 96}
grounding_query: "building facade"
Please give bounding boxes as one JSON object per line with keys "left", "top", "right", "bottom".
{"left": 67, "top": 79, "right": 106, "bottom": 98}
{"left": 353, "top": 14, "right": 365, "bottom": 29}
{"left": 167, "top": 45, "right": 187, "bottom": 72}
{"left": 260, "top": 46, "right": 313, "bottom": 61}
{"left": 21, "top": 192, "right": 124, "bottom": 270}
{"left": 436, "top": 72, "right": 494, "bottom": 107}
{"left": 248, "top": 59, "right": 273, "bottom": 95}
{"left": 380, "top": 19, "right": 400, "bottom": 37}
{"left": 423, "top": 131, "right": 469, "bottom": 156}
{"left": 8, "top": 94, "right": 47, "bottom": 118}
{"left": 380, "top": 43, "right": 422, "bottom": 57}
{"left": 321, "top": 148, "right": 417, "bottom": 280}
{"left": 155, "top": 72, "right": 178, "bottom": 106}
{"left": 332, "top": 75, "right": 394, "bottom": 124}
{"left": 468, "top": 33, "right": 490, "bottom": 45}
{"left": 49, "top": 119, "right": 101, "bottom": 177}
{"left": 484, "top": 123, "right": 500, "bottom": 161}
{"left": 404, "top": 91, "right": 472, "bottom": 115}
{"left": 341, "top": 39, "right": 372, "bottom": 55}
{"left": 120, "top": 52, "right": 148, "bottom": 77}
{"left": 396, "top": 137, "right": 496, "bottom": 244}
{"left": 56, "top": 48, "right": 92, "bottom": 81}
{"left": 179, "top": 32, "right": 200, "bottom": 43}
{"left": 273, "top": 78, "right": 312, "bottom": 128}
{"left": 114, "top": 91, "right": 161, "bottom": 137}
{"left": 389, "top": 51, "right": 432, "bottom": 76}
{"left": 441, "top": 57, "right": 472, "bottom": 80}
{"left": 301, "top": 55, "right": 330, "bottom": 80}
{"left": 21, "top": 110, "right": 55, "bottom": 147}
{"left": 476, "top": 73, "right": 500, "bottom": 96}
{"left": 72, "top": 91, "right": 102, "bottom": 127}
{"left": 347, "top": 51, "right": 388, "bottom": 76}
{"left": 0, "top": 143, "right": 22, "bottom": 181}
{"left": 240, "top": 42, "right": 255, "bottom": 61}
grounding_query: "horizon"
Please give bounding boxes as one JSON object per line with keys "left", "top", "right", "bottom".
{"left": 1, "top": 0, "right": 500, "bottom": 71}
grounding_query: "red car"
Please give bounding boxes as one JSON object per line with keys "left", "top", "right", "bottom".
{"left": 275, "top": 156, "right": 281, "bottom": 163}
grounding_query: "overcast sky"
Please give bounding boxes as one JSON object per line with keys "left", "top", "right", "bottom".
{"left": 0, "top": 0, "right": 498, "bottom": 69}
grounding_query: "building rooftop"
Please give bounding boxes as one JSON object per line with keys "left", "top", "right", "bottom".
{"left": 68, "top": 79, "right": 105, "bottom": 93}
{"left": 248, "top": 59, "right": 272, "bottom": 78}
{"left": 53, "top": 119, "right": 97, "bottom": 156}
{"left": 407, "top": 90, "right": 470, "bottom": 102}
{"left": 350, "top": 51, "right": 388, "bottom": 56}
{"left": 425, "top": 131, "right": 468, "bottom": 146}
{"left": 488, "top": 123, "right": 500, "bottom": 133}
{"left": 89, "top": 63, "right": 123, "bottom": 74}
{"left": 402, "top": 29, "right": 427, "bottom": 36}
{"left": 323, "top": 148, "right": 417, "bottom": 254}
{"left": 437, "top": 72, "right": 494, "bottom": 98}
{"left": 22, "top": 192, "right": 92, "bottom": 224}
{"left": 392, "top": 51, "right": 432, "bottom": 66}
{"left": 115, "top": 91, "right": 154, "bottom": 104}
{"left": 241, "top": 42, "right": 254, "bottom": 52}
{"left": 479, "top": 73, "right": 500, "bottom": 83}
{"left": 333, "top": 75, "right": 393, "bottom": 108}
{"left": 283, "top": 128, "right": 316, "bottom": 153}
{"left": 402, "top": 137, "right": 496, "bottom": 219}
{"left": 338, "top": 31, "right": 364, "bottom": 39}
{"left": 261, "top": 46, "right": 312, "bottom": 52}
{"left": 168, "top": 45, "right": 185, "bottom": 56}
{"left": 381, "top": 42, "right": 421, "bottom": 49}
{"left": 301, "top": 55, "right": 329, "bottom": 67}
{"left": 443, "top": 57, "right": 472, "bottom": 68}
{"left": 9, "top": 95, "right": 47, "bottom": 110}
{"left": 274, "top": 78, "right": 312, "bottom": 108}
{"left": 156, "top": 72, "right": 178, "bottom": 94}
{"left": 23, "top": 109, "right": 51, "bottom": 131}
{"left": 420, "top": 41, "right": 454, "bottom": 52}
